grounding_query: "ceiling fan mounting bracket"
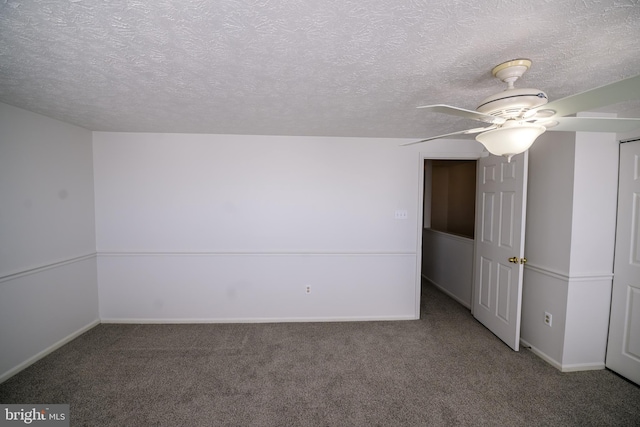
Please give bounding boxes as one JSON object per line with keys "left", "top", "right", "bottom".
{"left": 492, "top": 58, "right": 532, "bottom": 89}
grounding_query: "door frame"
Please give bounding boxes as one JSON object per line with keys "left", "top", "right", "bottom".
{"left": 415, "top": 150, "right": 487, "bottom": 317}
{"left": 605, "top": 136, "right": 640, "bottom": 384}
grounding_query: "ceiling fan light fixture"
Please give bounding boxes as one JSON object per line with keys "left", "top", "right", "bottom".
{"left": 475, "top": 122, "right": 546, "bottom": 162}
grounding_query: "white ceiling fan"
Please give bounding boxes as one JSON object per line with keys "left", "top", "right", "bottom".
{"left": 404, "top": 59, "right": 640, "bottom": 161}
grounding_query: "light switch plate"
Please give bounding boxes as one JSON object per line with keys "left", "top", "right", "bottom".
{"left": 394, "top": 210, "right": 408, "bottom": 220}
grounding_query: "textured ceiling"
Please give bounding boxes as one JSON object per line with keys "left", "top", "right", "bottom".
{"left": 1, "top": 0, "right": 640, "bottom": 139}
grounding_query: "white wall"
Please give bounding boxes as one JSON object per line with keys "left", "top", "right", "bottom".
{"left": 93, "top": 132, "right": 456, "bottom": 322}
{"left": 521, "top": 132, "right": 575, "bottom": 276}
{"left": 521, "top": 131, "right": 575, "bottom": 365}
{"left": 422, "top": 229, "right": 473, "bottom": 308}
{"left": 569, "top": 113, "right": 618, "bottom": 276}
{"left": 0, "top": 103, "right": 99, "bottom": 382}
{"left": 562, "top": 124, "right": 618, "bottom": 368}
{"left": 521, "top": 121, "right": 618, "bottom": 371}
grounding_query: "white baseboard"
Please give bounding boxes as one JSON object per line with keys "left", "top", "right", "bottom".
{"left": 0, "top": 319, "right": 100, "bottom": 384}
{"left": 100, "top": 315, "right": 417, "bottom": 324}
{"left": 520, "top": 338, "right": 563, "bottom": 371}
{"left": 422, "top": 274, "right": 471, "bottom": 309}
{"left": 558, "top": 362, "right": 605, "bottom": 372}
{"left": 520, "top": 339, "right": 604, "bottom": 372}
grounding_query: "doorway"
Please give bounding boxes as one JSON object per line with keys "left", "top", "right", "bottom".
{"left": 421, "top": 158, "right": 477, "bottom": 309}
{"left": 417, "top": 151, "right": 529, "bottom": 351}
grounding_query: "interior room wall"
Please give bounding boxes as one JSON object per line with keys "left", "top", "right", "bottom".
{"left": 429, "top": 160, "right": 475, "bottom": 238}
{"left": 421, "top": 228, "right": 473, "bottom": 308}
{"left": 422, "top": 160, "right": 432, "bottom": 228}
{"left": 521, "top": 123, "right": 618, "bottom": 371}
{"left": 430, "top": 164, "right": 449, "bottom": 231}
{"left": 0, "top": 103, "right": 99, "bottom": 382}
{"left": 521, "top": 131, "right": 577, "bottom": 367}
{"left": 93, "top": 132, "right": 440, "bottom": 322}
{"left": 445, "top": 161, "right": 475, "bottom": 237}
{"left": 562, "top": 120, "right": 618, "bottom": 368}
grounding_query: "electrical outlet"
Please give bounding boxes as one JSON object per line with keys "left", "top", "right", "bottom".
{"left": 306, "top": 286, "right": 311, "bottom": 294}
{"left": 544, "top": 312, "right": 552, "bottom": 327}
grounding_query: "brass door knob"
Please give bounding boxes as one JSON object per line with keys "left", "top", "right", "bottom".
{"left": 509, "top": 257, "right": 519, "bottom": 263}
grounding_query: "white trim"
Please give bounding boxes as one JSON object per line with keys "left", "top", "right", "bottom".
{"left": 524, "top": 263, "right": 570, "bottom": 281}
{"left": 0, "top": 253, "right": 97, "bottom": 284}
{"left": 424, "top": 227, "right": 474, "bottom": 244}
{"left": 520, "top": 338, "right": 605, "bottom": 372}
{"left": 520, "top": 338, "right": 563, "bottom": 371}
{"left": 415, "top": 153, "right": 425, "bottom": 319}
{"left": 422, "top": 274, "right": 471, "bottom": 309}
{"left": 0, "top": 319, "right": 100, "bottom": 384}
{"left": 559, "top": 362, "right": 606, "bottom": 372}
{"left": 567, "top": 273, "right": 614, "bottom": 282}
{"left": 100, "top": 315, "right": 416, "bottom": 324}
{"left": 525, "top": 263, "right": 613, "bottom": 282}
{"left": 419, "top": 151, "right": 484, "bottom": 160}
{"left": 96, "top": 251, "right": 416, "bottom": 257}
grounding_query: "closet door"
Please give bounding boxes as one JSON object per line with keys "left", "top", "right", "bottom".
{"left": 606, "top": 140, "right": 640, "bottom": 385}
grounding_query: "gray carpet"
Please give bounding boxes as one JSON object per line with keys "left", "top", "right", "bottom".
{"left": 1, "top": 281, "right": 639, "bottom": 426}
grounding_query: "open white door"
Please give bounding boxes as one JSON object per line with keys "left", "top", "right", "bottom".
{"left": 605, "top": 140, "right": 640, "bottom": 385}
{"left": 473, "top": 152, "right": 528, "bottom": 351}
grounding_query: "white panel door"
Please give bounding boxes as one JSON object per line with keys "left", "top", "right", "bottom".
{"left": 606, "top": 141, "right": 640, "bottom": 385}
{"left": 473, "top": 152, "right": 528, "bottom": 351}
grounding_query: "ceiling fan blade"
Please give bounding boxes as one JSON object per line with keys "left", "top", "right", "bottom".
{"left": 401, "top": 126, "right": 495, "bottom": 146}
{"left": 533, "top": 74, "right": 640, "bottom": 118}
{"left": 542, "top": 116, "right": 640, "bottom": 133}
{"left": 417, "top": 104, "right": 506, "bottom": 125}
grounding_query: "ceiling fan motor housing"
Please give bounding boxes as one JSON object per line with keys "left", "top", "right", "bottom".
{"left": 476, "top": 88, "right": 548, "bottom": 118}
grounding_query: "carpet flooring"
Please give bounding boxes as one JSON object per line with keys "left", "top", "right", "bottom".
{"left": 1, "top": 281, "right": 639, "bottom": 426}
